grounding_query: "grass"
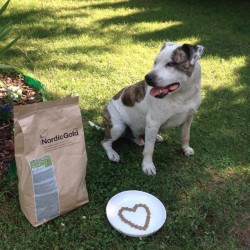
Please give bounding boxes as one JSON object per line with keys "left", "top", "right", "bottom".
{"left": 0, "top": 0, "right": 250, "bottom": 249}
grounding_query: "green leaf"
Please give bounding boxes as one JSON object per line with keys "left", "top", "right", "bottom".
{"left": 0, "top": 21, "right": 12, "bottom": 40}
{"left": 0, "top": 0, "right": 11, "bottom": 16}
{"left": 0, "top": 35, "right": 20, "bottom": 57}
{"left": 0, "top": 63, "right": 18, "bottom": 70}
{"left": 0, "top": 64, "right": 21, "bottom": 75}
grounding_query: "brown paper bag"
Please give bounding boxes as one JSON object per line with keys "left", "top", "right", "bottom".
{"left": 14, "top": 96, "right": 88, "bottom": 227}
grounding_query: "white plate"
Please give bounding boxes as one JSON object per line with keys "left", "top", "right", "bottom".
{"left": 106, "top": 190, "right": 167, "bottom": 237}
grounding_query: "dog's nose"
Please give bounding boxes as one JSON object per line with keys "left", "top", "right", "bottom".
{"left": 145, "top": 74, "right": 154, "bottom": 86}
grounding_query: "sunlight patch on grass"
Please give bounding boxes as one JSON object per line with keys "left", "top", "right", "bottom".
{"left": 176, "top": 37, "right": 201, "bottom": 45}
{"left": 202, "top": 55, "right": 247, "bottom": 89}
{"left": 105, "top": 21, "right": 183, "bottom": 36}
{"left": 209, "top": 167, "right": 250, "bottom": 188}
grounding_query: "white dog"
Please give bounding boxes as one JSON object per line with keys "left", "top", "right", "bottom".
{"left": 99, "top": 42, "right": 204, "bottom": 175}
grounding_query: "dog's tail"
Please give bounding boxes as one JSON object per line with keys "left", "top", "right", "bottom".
{"left": 88, "top": 121, "right": 104, "bottom": 131}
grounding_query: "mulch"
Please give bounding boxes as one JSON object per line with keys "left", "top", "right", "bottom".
{"left": 0, "top": 74, "right": 43, "bottom": 178}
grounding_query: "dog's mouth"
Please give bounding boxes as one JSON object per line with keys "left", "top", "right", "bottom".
{"left": 149, "top": 82, "right": 180, "bottom": 99}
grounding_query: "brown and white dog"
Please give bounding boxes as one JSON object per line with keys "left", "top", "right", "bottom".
{"left": 96, "top": 42, "right": 204, "bottom": 175}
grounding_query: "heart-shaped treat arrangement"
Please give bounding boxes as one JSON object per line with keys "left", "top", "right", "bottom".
{"left": 118, "top": 203, "right": 151, "bottom": 230}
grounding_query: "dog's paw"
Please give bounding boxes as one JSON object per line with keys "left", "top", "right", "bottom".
{"left": 107, "top": 150, "right": 120, "bottom": 162}
{"left": 182, "top": 146, "right": 194, "bottom": 156}
{"left": 156, "top": 134, "right": 163, "bottom": 143}
{"left": 142, "top": 161, "right": 156, "bottom": 176}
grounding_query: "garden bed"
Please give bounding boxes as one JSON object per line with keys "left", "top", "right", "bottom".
{"left": 0, "top": 74, "right": 43, "bottom": 178}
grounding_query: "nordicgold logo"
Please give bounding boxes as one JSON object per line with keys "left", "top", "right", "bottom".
{"left": 40, "top": 129, "right": 79, "bottom": 145}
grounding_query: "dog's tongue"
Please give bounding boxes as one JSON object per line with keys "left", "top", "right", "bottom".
{"left": 150, "top": 87, "right": 169, "bottom": 97}
{"left": 150, "top": 83, "right": 179, "bottom": 97}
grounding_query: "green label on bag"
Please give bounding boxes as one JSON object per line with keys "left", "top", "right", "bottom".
{"left": 30, "top": 155, "right": 52, "bottom": 169}
{"left": 30, "top": 155, "right": 60, "bottom": 222}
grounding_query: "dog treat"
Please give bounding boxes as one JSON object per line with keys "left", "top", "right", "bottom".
{"left": 118, "top": 203, "right": 151, "bottom": 230}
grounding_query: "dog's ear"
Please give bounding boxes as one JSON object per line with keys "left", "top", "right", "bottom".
{"left": 160, "top": 43, "right": 167, "bottom": 51}
{"left": 160, "top": 42, "right": 175, "bottom": 51}
{"left": 182, "top": 44, "right": 204, "bottom": 65}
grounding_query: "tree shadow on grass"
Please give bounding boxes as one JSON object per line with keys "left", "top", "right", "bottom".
{"left": 91, "top": 0, "right": 249, "bottom": 53}
{"left": 1, "top": 5, "right": 93, "bottom": 40}
{"left": 3, "top": 43, "right": 113, "bottom": 72}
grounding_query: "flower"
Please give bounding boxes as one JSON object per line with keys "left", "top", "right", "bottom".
{"left": 0, "top": 96, "right": 13, "bottom": 123}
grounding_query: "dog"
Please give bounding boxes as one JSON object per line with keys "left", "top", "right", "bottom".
{"left": 100, "top": 42, "right": 204, "bottom": 175}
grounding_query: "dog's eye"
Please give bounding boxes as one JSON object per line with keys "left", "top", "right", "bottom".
{"left": 166, "top": 62, "right": 176, "bottom": 67}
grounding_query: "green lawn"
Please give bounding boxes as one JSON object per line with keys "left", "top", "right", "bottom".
{"left": 1, "top": 0, "right": 250, "bottom": 249}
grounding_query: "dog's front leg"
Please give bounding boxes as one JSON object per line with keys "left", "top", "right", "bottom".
{"left": 142, "top": 120, "right": 160, "bottom": 175}
{"left": 181, "top": 115, "right": 195, "bottom": 156}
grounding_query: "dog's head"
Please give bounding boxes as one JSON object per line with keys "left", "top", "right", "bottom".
{"left": 145, "top": 42, "right": 204, "bottom": 99}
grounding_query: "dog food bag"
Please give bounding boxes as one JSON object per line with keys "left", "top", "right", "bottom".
{"left": 14, "top": 96, "right": 88, "bottom": 227}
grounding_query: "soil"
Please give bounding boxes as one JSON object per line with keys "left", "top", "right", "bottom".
{"left": 0, "top": 74, "right": 43, "bottom": 178}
